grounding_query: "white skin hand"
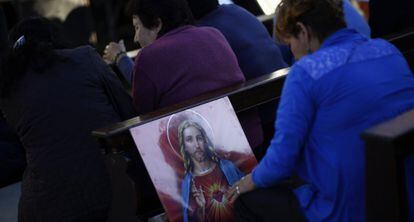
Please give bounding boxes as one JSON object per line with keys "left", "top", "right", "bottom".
{"left": 227, "top": 174, "right": 256, "bottom": 203}
{"left": 103, "top": 40, "right": 126, "bottom": 64}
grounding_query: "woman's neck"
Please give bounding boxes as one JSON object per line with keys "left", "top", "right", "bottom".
{"left": 309, "top": 35, "right": 321, "bottom": 53}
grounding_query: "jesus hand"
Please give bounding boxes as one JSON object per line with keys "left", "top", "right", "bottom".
{"left": 191, "top": 184, "right": 206, "bottom": 208}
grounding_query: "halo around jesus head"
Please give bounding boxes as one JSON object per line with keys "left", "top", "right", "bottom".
{"left": 166, "top": 109, "right": 215, "bottom": 160}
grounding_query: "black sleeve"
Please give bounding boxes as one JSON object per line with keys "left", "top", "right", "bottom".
{"left": 88, "top": 47, "right": 137, "bottom": 120}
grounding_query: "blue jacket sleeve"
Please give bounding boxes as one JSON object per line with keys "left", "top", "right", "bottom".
{"left": 252, "top": 65, "right": 316, "bottom": 187}
{"left": 117, "top": 55, "right": 134, "bottom": 84}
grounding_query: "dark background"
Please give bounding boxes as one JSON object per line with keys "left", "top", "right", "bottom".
{"left": 0, "top": 0, "right": 267, "bottom": 54}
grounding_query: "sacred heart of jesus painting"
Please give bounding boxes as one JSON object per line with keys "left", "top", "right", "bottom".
{"left": 130, "top": 97, "right": 257, "bottom": 222}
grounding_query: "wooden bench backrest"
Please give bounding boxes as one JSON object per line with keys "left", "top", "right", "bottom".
{"left": 92, "top": 68, "right": 288, "bottom": 149}
{"left": 362, "top": 108, "right": 414, "bottom": 222}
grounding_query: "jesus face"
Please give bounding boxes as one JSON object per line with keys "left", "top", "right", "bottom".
{"left": 183, "top": 126, "right": 206, "bottom": 163}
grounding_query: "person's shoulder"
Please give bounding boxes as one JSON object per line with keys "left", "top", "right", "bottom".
{"left": 214, "top": 4, "right": 258, "bottom": 21}
{"left": 56, "top": 45, "right": 100, "bottom": 62}
{"left": 191, "top": 26, "right": 229, "bottom": 44}
{"left": 349, "top": 38, "right": 402, "bottom": 63}
{"left": 56, "top": 45, "right": 106, "bottom": 74}
{"left": 57, "top": 45, "right": 94, "bottom": 56}
{"left": 296, "top": 36, "right": 401, "bottom": 80}
{"left": 138, "top": 36, "right": 171, "bottom": 60}
{"left": 152, "top": 26, "right": 224, "bottom": 48}
{"left": 295, "top": 30, "right": 369, "bottom": 81}
{"left": 138, "top": 26, "right": 227, "bottom": 64}
{"left": 145, "top": 26, "right": 198, "bottom": 47}
{"left": 188, "top": 25, "right": 222, "bottom": 36}
{"left": 220, "top": 4, "right": 249, "bottom": 14}
{"left": 203, "top": 4, "right": 268, "bottom": 37}
{"left": 199, "top": 4, "right": 243, "bottom": 26}
{"left": 295, "top": 46, "right": 350, "bottom": 80}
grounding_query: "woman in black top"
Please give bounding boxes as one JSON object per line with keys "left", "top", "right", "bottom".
{"left": 0, "top": 17, "right": 135, "bottom": 222}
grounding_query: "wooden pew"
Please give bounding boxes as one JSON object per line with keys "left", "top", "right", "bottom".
{"left": 362, "top": 108, "right": 414, "bottom": 222}
{"left": 386, "top": 27, "right": 414, "bottom": 72}
{"left": 92, "top": 68, "right": 289, "bottom": 221}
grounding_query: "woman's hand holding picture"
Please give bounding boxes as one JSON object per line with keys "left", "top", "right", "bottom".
{"left": 227, "top": 173, "right": 256, "bottom": 203}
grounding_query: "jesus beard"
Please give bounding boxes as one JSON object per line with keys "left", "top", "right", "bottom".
{"left": 192, "top": 150, "right": 207, "bottom": 163}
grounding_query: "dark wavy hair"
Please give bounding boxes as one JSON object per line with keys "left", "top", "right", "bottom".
{"left": 275, "top": 0, "right": 346, "bottom": 42}
{"left": 0, "top": 17, "right": 67, "bottom": 98}
{"left": 127, "top": 0, "right": 194, "bottom": 37}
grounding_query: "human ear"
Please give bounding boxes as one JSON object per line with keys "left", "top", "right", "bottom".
{"left": 154, "top": 18, "right": 162, "bottom": 35}
{"left": 296, "top": 22, "right": 310, "bottom": 41}
{"left": 296, "top": 22, "right": 313, "bottom": 53}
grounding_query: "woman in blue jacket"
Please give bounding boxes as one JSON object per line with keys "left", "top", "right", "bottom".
{"left": 229, "top": 0, "right": 414, "bottom": 221}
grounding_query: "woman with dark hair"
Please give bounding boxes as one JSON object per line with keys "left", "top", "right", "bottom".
{"left": 228, "top": 0, "right": 414, "bottom": 221}
{"left": 103, "top": 0, "right": 264, "bottom": 151}
{"left": 124, "top": 0, "right": 262, "bottom": 150}
{"left": 0, "top": 17, "right": 135, "bottom": 221}
{"left": 127, "top": 0, "right": 244, "bottom": 114}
